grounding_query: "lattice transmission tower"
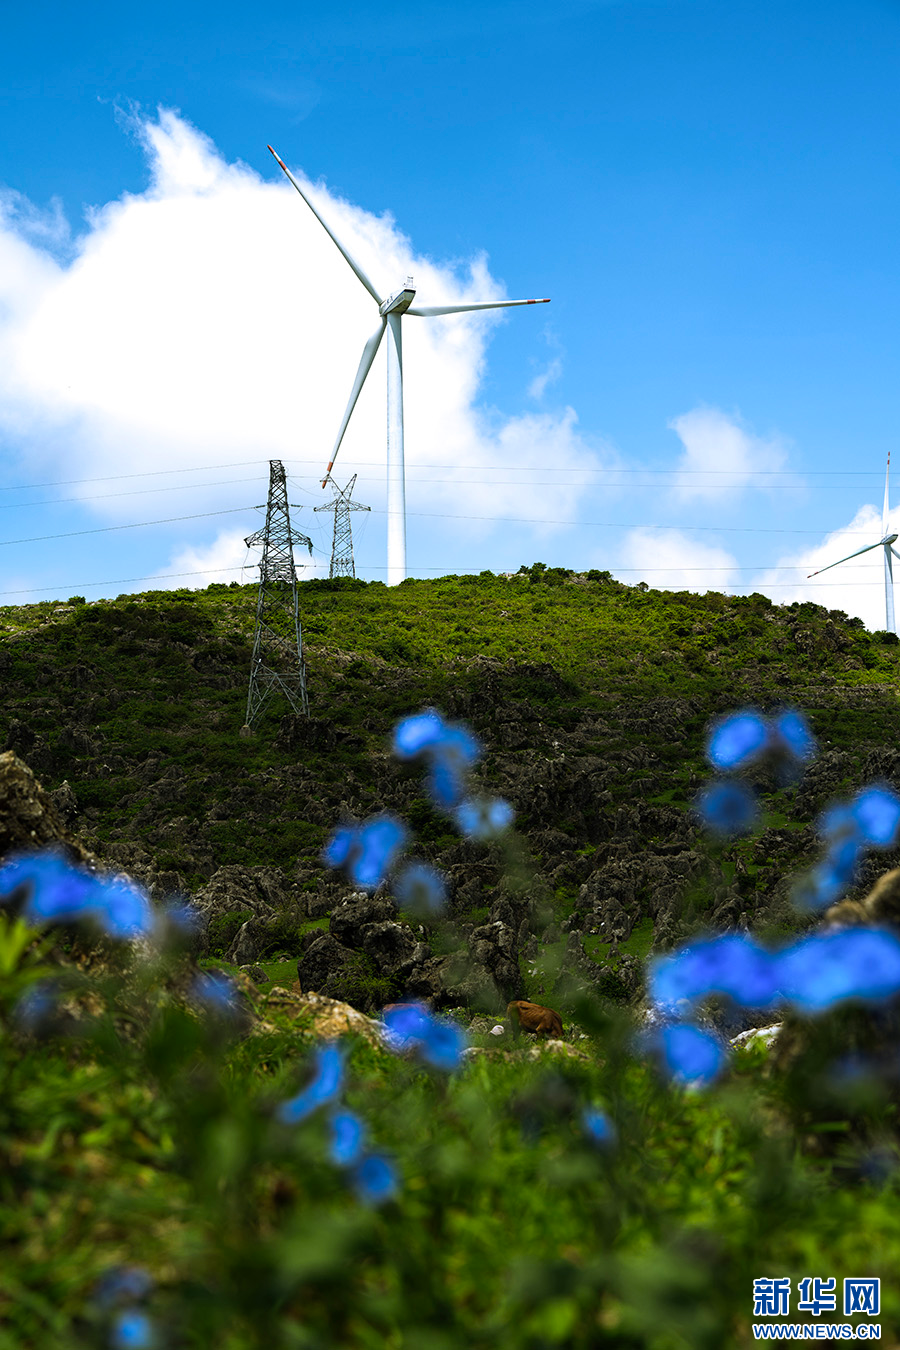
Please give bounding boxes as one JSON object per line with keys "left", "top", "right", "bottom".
{"left": 243, "top": 460, "right": 313, "bottom": 729}
{"left": 314, "top": 474, "right": 370, "bottom": 578}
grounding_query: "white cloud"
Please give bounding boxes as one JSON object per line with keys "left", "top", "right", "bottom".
{"left": 0, "top": 107, "right": 607, "bottom": 584}
{"left": 752, "top": 502, "right": 896, "bottom": 631}
{"left": 668, "top": 406, "right": 792, "bottom": 502}
{"left": 613, "top": 527, "right": 739, "bottom": 593}
{"left": 156, "top": 524, "right": 330, "bottom": 591}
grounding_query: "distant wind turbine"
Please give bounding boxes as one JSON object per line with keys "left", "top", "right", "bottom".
{"left": 268, "top": 145, "right": 550, "bottom": 584}
{"left": 808, "top": 454, "right": 900, "bottom": 633}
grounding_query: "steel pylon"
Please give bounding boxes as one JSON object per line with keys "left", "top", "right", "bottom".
{"left": 314, "top": 473, "right": 370, "bottom": 578}
{"left": 244, "top": 460, "right": 313, "bottom": 727}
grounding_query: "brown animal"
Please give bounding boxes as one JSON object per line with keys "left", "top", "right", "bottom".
{"left": 506, "top": 1000, "right": 563, "bottom": 1039}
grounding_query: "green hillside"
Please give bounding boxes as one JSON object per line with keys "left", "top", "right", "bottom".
{"left": 4, "top": 570, "right": 900, "bottom": 1347}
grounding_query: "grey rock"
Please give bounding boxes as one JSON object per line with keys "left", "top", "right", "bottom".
{"left": 298, "top": 931, "right": 356, "bottom": 994}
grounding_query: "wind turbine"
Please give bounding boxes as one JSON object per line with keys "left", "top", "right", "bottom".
{"left": 268, "top": 145, "right": 550, "bottom": 584}
{"left": 808, "top": 454, "right": 900, "bottom": 633}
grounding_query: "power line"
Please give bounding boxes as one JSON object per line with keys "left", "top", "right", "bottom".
{"left": 0, "top": 456, "right": 893, "bottom": 495}
{"left": 0, "top": 506, "right": 256, "bottom": 548}
{"left": 369, "top": 508, "right": 880, "bottom": 537}
{"left": 0, "top": 459, "right": 269, "bottom": 492}
{"left": 0, "top": 476, "right": 264, "bottom": 512}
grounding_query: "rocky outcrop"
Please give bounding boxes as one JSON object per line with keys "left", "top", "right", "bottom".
{"left": 0, "top": 750, "right": 88, "bottom": 864}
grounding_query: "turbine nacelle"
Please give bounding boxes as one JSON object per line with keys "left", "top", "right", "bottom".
{"left": 882, "top": 533, "right": 899, "bottom": 546}
{"left": 379, "top": 286, "right": 417, "bottom": 316}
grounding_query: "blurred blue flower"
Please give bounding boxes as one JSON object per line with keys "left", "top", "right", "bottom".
{"left": 383, "top": 1001, "right": 431, "bottom": 1043}
{"left": 322, "top": 815, "right": 409, "bottom": 891}
{"left": 0, "top": 851, "right": 156, "bottom": 940}
{"left": 393, "top": 710, "right": 482, "bottom": 811}
{"left": 329, "top": 1110, "right": 366, "bottom": 1167}
{"left": 427, "top": 756, "right": 468, "bottom": 810}
{"left": 649, "top": 935, "right": 777, "bottom": 1013}
{"left": 0, "top": 851, "right": 99, "bottom": 924}
{"left": 321, "top": 825, "right": 355, "bottom": 868}
{"left": 93, "top": 1266, "right": 154, "bottom": 1310}
{"left": 13, "top": 979, "right": 59, "bottom": 1033}
{"left": 772, "top": 710, "right": 816, "bottom": 764}
{"left": 818, "top": 801, "right": 857, "bottom": 843}
{"left": 352, "top": 1152, "right": 398, "bottom": 1206}
{"left": 393, "top": 709, "right": 448, "bottom": 759}
{"left": 98, "top": 877, "right": 156, "bottom": 941}
{"left": 706, "top": 712, "right": 768, "bottom": 770}
{"left": 110, "top": 1309, "right": 156, "bottom": 1349}
{"left": 852, "top": 786, "right": 900, "bottom": 849}
{"left": 778, "top": 929, "right": 900, "bottom": 1012}
{"left": 160, "top": 898, "right": 201, "bottom": 937}
{"left": 695, "top": 781, "right": 758, "bottom": 836}
{"left": 382, "top": 1002, "right": 468, "bottom": 1072}
{"left": 192, "top": 970, "right": 239, "bottom": 1017}
{"left": 419, "top": 1019, "right": 467, "bottom": 1073}
{"left": 393, "top": 861, "right": 448, "bottom": 918}
{"left": 657, "top": 1023, "right": 727, "bottom": 1087}
{"left": 277, "top": 1043, "right": 344, "bottom": 1125}
{"left": 453, "top": 796, "right": 514, "bottom": 840}
{"left": 582, "top": 1107, "right": 616, "bottom": 1147}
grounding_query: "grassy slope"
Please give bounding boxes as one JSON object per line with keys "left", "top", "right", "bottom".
{"left": 1, "top": 570, "right": 899, "bottom": 948}
{"left": 5, "top": 572, "right": 900, "bottom": 1345}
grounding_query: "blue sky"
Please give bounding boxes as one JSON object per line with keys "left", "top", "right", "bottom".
{"left": 2, "top": 0, "right": 900, "bottom": 626}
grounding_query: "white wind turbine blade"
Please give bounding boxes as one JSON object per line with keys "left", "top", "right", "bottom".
{"left": 891, "top": 547, "right": 900, "bottom": 563}
{"left": 807, "top": 539, "right": 885, "bottom": 578}
{"left": 883, "top": 452, "right": 892, "bottom": 536}
{"left": 406, "top": 297, "right": 550, "bottom": 316}
{"left": 268, "top": 145, "right": 383, "bottom": 304}
{"left": 886, "top": 544, "right": 897, "bottom": 633}
{"left": 321, "top": 319, "right": 387, "bottom": 485}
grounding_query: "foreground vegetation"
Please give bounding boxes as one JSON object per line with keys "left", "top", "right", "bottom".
{"left": 3, "top": 571, "right": 900, "bottom": 1344}
{"left": 4, "top": 909, "right": 900, "bottom": 1348}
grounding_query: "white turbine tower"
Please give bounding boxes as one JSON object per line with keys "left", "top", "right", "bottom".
{"left": 808, "top": 454, "right": 900, "bottom": 633}
{"left": 268, "top": 145, "right": 550, "bottom": 585}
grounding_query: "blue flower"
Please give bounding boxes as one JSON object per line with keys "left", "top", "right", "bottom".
{"left": 382, "top": 1002, "right": 468, "bottom": 1072}
{"left": 426, "top": 756, "right": 468, "bottom": 810}
{"left": 0, "top": 851, "right": 98, "bottom": 925}
{"left": 777, "top": 929, "right": 900, "bottom": 1012}
{"left": 97, "top": 876, "right": 156, "bottom": 941}
{"left": 393, "top": 861, "right": 448, "bottom": 918}
{"left": 382, "top": 1001, "right": 432, "bottom": 1044}
{"left": 453, "top": 796, "right": 514, "bottom": 840}
{"left": 0, "top": 851, "right": 156, "bottom": 940}
{"left": 277, "top": 1043, "right": 345, "bottom": 1124}
{"left": 657, "top": 1023, "right": 727, "bottom": 1087}
{"left": 13, "top": 980, "right": 59, "bottom": 1033}
{"left": 695, "top": 781, "right": 758, "bottom": 836}
{"left": 649, "top": 935, "right": 777, "bottom": 1012}
{"left": 706, "top": 712, "right": 768, "bottom": 770}
{"left": 110, "top": 1310, "right": 156, "bottom": 1349}
{"left": 322, "top": 815, "right": 409, "bottom": 891}
{"left": 393, "top": 711, "right": 482, "bottom": 811}
{"left": 351, "top": 1152, "right": 398, "bottom": 1206}
{"left": 772, "top": 710, "right": 816, "bottom": 764}
{"left": 393, "top": 709, "right": 448, "bottom": 759}
{"left": 852, "top": 786, "right": 900, "bottom": 849}
{"left": 321, "top": 826, "right": 355, "bottom": 868}
{"left": 582, "top": 1107, "right": 616, "bottom": 1147}
{"left": 93, "top": 1266, "right": 154, "bottom": 1310}
{"left": 329, "top": 1110, "right": 367, "bottom": 1167}
{"left": 192, "top": 970, "right": 239, "bottom": 1017}
{"left": 419, "top": 1019, "right": 467, "bottom": 1073}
